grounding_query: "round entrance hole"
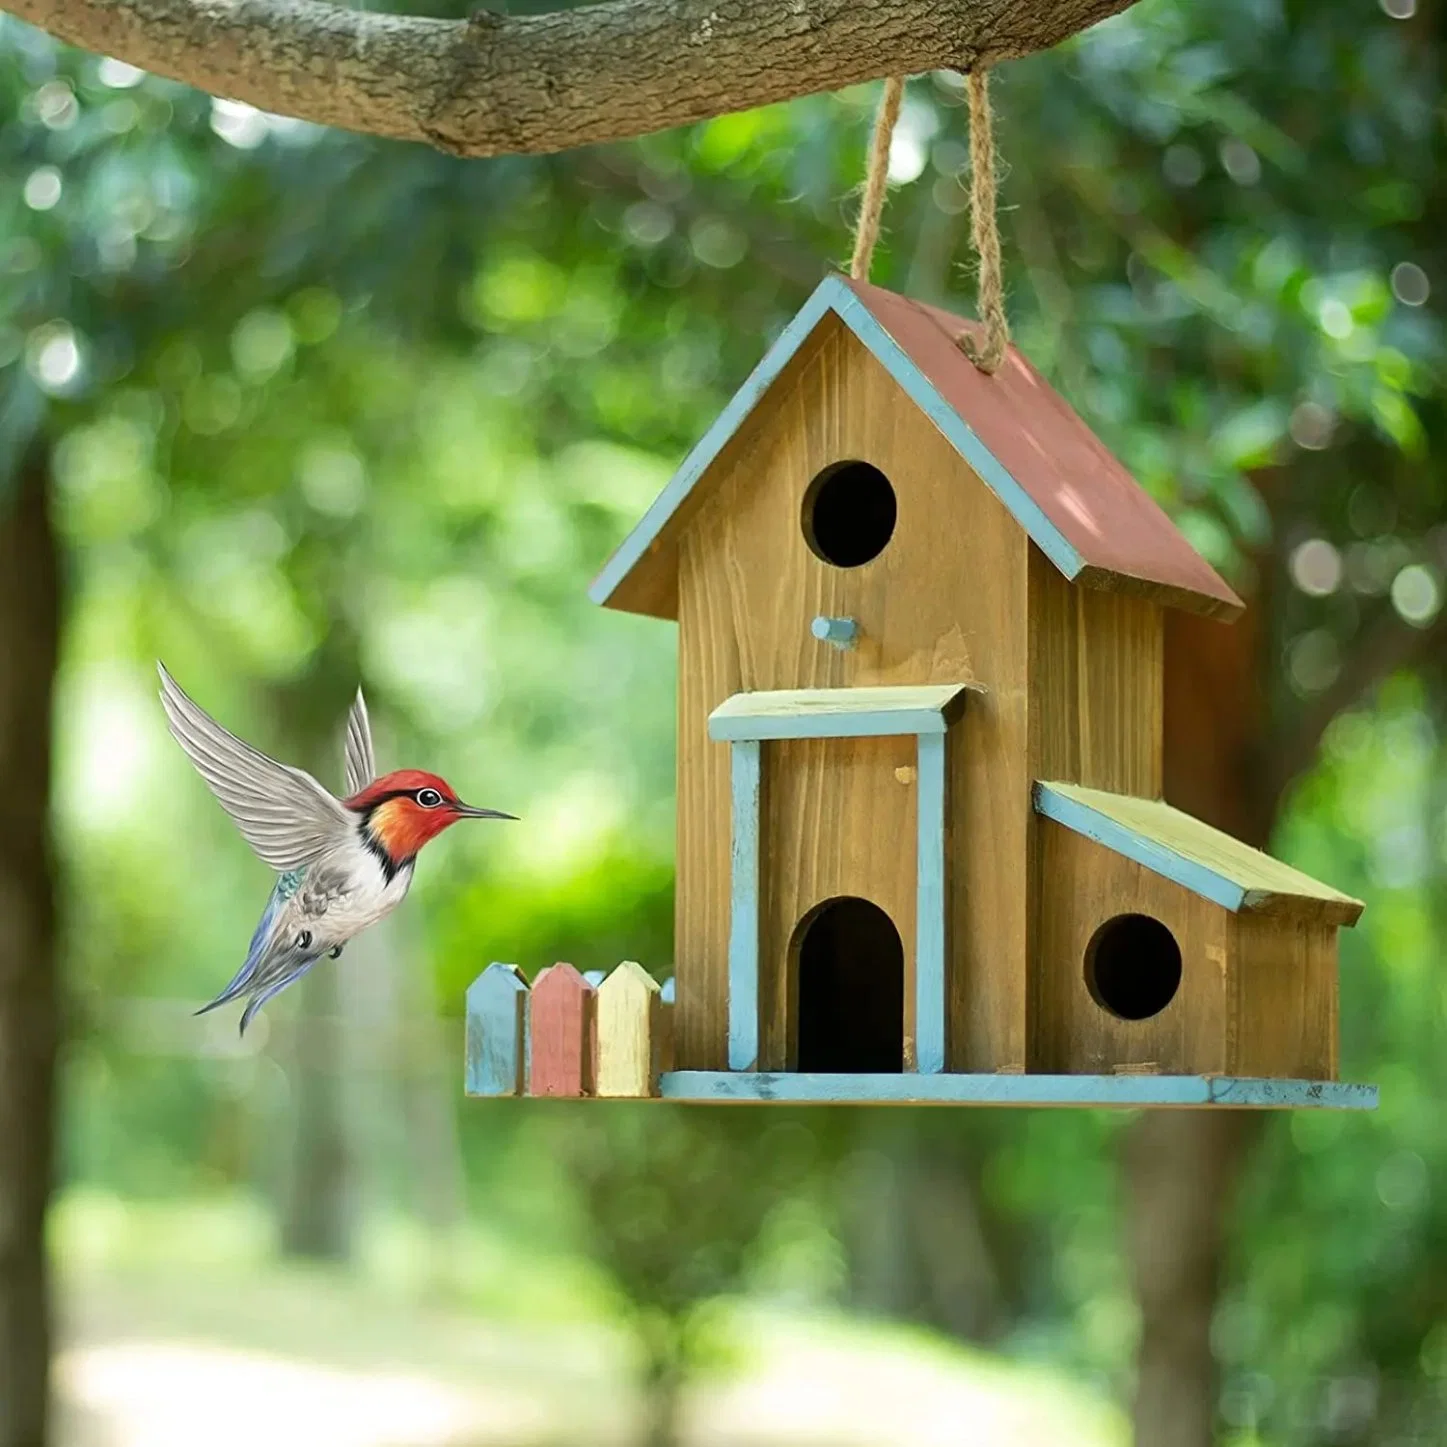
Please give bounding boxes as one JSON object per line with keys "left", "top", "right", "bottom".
{"left": 802, "top": 461, "right": 897, "bottom": 568}
{"left": 1084, "top": 914, "right": 1182, "bottom": 1021}
{"left": 794, "top": 895, "right": 903, "bottom": 1072}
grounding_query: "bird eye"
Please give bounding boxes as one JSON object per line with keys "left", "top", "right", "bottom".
{"left": 296, "top": 930, "right": 312, "bottom": 950}
{"left": 416, "top": 788, "right": 443, "bottom": 808}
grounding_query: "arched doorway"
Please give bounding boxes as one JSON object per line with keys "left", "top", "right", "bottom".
{"left": 793, "top": 896, "right": 904, "bottom": 1072}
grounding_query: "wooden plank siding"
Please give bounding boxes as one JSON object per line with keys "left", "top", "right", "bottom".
{"left": 675, "top": 315, "right": 1031, "bottom": 1073}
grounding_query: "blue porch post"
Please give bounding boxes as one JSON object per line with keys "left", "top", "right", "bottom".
{"left": 727, "top": 739, "right": 762, "bottom": 1070}
{"left": 914, "top": 732, "right": 947, "bottom": 1074}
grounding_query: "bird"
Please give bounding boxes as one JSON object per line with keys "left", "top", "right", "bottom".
{"left": 156, "top": 661, "right": 515, "bottom": 1035}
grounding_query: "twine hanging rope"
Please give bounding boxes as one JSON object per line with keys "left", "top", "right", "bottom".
{"left": 847, "top": 69, "right": 1010, "bottom": 375}
{"left": 848, "top": 75, "right": 905, "bottom": 283}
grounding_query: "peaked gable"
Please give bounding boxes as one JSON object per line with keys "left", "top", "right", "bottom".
{"left": 589, "top": 274, "right": 1243, "bottom": 622}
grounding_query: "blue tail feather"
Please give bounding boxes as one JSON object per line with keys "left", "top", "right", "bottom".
{"left": 197, "top": 871, "right": 304, "bottom": 1023}
{"left": 238, "top": 959, "right": 319, "bottom": 1036}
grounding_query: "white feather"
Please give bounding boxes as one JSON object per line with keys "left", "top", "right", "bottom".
{"left": 343, "top": 686, "right": 376, "bottom": 797}
{"left": 157, "top": 662, "right": 357, "bottom": 873}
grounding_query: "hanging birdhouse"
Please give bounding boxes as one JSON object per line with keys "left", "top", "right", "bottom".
{"left": 466, "top": 274, "right": 1375, "bottom": 1111}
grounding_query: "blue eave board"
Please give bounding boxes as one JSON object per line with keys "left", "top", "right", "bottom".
{"left": 658, "top": 1072, "right": 1378, "bottom": 1110}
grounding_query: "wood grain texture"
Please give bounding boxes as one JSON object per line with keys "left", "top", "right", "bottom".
{"left": 527, "top": 963, "right": 596, "bottom": 1097}
{"left": 1033, "top": 821, "right": 1231, "bottom": 1074}
{"left": 600, "top": 277, "right": 1241, "bottom": 622}
{"left": 464, "top": 963, "right": 529, "bottom": 1097}
{"left": 1231, "top": 914, "right": 1339, "bottom": 1079}
{"left": 1028, "top": 546, "right": 1163, "bottom": 795}
{"left": 595, "top": 961, "right": 664, "bottom": 1098}
{"left": 676, "top": 314, "right": 1030, "bottom": 1072}
{"left": 842, "top": 280, "right": 1243, "bottom": 619}
{"left": 760, "top": 733, "right": 918, "bottom": 1071}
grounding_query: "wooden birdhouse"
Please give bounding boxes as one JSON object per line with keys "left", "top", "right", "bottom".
{"left": 468, "top": 274, "right": 1375, "bottom": 1110}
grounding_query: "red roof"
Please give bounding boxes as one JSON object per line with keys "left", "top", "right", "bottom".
{"left": 590, "top": 274, "right": 1243, "bottom": 622}
{"left": 844, "top": 278, "right": 1243, "bottom": 619}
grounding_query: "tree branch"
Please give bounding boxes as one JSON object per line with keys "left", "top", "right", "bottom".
{"left": 5, "top": 0, "right": 1138, "bottom": 158}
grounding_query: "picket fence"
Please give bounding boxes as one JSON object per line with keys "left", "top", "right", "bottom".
{"left": 465, "top": 961, "right": 675, "bottom": 1099}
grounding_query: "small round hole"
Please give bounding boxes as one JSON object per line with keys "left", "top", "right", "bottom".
{"left": 1084, "top": 914, "right": 1182, "bottom": 1021}
{"left": 802, "top": 461, "right": 897, "bottom": 568}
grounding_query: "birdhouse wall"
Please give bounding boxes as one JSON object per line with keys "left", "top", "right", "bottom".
{"left": 755, "top": 732, "right": 919, "bottom": 1071}
{"left": 675, "top": 312, "right": 1033, "bottom": 1073}
{"left": 1026, "top": 548, "right": 1164, "bottom": 796}
{"left": 1031, "top": 820, "right": 1232, "bottom": 1075}
{"left": 1230, "top": 911, "right": 1339, "bottom": 1080}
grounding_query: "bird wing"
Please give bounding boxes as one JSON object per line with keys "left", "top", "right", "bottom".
{"left": 157, "top": 662, "right": 357, "bottom": 873}
{"left": 342, "top": 686, "right": 376, "bottom": 797}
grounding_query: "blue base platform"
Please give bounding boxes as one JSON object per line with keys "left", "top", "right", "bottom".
{"left": 659, "top": 1071, "right": 1378, "bottom": 1110}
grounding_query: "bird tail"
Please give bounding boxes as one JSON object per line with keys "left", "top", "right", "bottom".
{"left": 196, "top": 876, "right": 294, "bottom": 1031}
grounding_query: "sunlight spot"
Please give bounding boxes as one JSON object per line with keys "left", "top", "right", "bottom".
{"left": 1289, "top": 539, "right": 1342, "bottom": 597}
{"left": 98, "top": 57, "right": 146, "bottom": 88}
{"left": 27, "top": 322, "right": 82, "bottom": 393}
{"left": 1390, "top": 564, "right": 1441, "bottom": 626}
{"left": 210, "top": 98, "right": 268, "bottom": 150}
{"left": 1317, "top": 298, "right": 1353, "bottom": 340}
{"left": 23, "top": 166, "right": 62, "bottom": 211}
{"left": 1390, "top": 261, "right": 1430, "bottom": 307}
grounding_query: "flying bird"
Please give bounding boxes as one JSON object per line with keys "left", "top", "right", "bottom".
{"left": 157, "top": 662, "right": 514, "bottom": 1035}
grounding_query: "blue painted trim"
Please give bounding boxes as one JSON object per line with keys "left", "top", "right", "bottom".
{"left": 708, "top": 685, "right": 978, "bottom": 743}
{"left": 659, "top": 1072, "right": 1379, "bottom": 1110}
{"left": 728, "top": 740, "right": 762, "bottom": 1071}
{"left": 711, "top": 708, "right": 952, "bottom": 742}
{"left": 588, "top": 280, "right": 840, "bottom": 607}
{"left": 588, "top": 274, "right": 1087, "bottom": 610}
{"left": 915, "top": 734, "right": 947, "bottom": 1074}
{"left": 828, "top": 287, "right": 1086, "bottom": 581}
{"left": 811, "top": 615, "right": 858, "bottom": 649}
{"left": 1034, "top": 783, "right": 1250, "bottom": 914}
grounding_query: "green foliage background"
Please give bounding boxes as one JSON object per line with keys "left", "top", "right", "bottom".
{"left": 3, "top": 0, "right": 1446, "bottom": 1440}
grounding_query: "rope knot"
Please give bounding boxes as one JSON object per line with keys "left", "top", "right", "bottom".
{"left": 847, "top": 69, "right": 1009, "bottom": 375}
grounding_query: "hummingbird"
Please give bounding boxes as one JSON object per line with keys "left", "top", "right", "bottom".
{"left": 157, "top": 662, "right": 515, "bottom": 1035}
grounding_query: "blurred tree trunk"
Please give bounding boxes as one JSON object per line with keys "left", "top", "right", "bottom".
{"left": 0, "top": 445, "right": 61, "bottom": 1447}
{"left": 280, "top": 962, "right": 356, "bottom": 1260}
{"left": 1126, "top": 606, "right": 1274, "bottom": 1447}
{"left": 839, "top": 1116, "right": 1012, "bottom": 1343}
{"left": 271, "top": 657, "right": 362, "bottom": 1263}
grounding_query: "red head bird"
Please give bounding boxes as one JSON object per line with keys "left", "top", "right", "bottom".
{"left": 157, "top": 662, "right": 516, "bottom": 1035}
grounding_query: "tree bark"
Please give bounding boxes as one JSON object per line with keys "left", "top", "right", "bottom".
{"left": 279, "top": 962, "right": 355, "bottom": 1260}
{"left": 5, "top": 0, "right": 1138, "bottom": 158}
{"left": 0, "top": 446, "right": 61, "bottom": 1447}
{"left": 1125, "top": 606, "right": 1273, "bottom": 1447}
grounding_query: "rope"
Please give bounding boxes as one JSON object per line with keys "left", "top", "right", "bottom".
{"left": 848, "top": 76, "right": 905, "bottom": 282}
{"left": 959, "top": 68, "right": 1008, "bottom": 373}
{"left": 845, "top": 68, "right": 1010, "bottom": 375}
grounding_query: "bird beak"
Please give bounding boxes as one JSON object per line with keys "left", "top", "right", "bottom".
{"left": 452, "top": 803, "right": 517, "bottom": 820}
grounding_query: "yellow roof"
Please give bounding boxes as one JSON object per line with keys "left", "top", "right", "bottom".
{"left": 1035, "top": 782, "right": 1364, "bottom": 928}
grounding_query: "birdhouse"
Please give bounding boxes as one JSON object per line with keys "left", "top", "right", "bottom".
{"left": 468, "top": 274, "right": 1375, "bottom": 1110}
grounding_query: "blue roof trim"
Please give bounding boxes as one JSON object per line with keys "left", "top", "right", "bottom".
{"left": 659, "top": 1071, "right": 1378, "bottom": 1110}
{"left": 588, "top": 275, "right": 1086, "bottom": 609}
{"left": 1034, "top": 782, "right": 1250, "bottom": 914}
{"left": 588, "top": 279, "right": 841, "bottom": 608}
{"left": 827, "top": 287, "right": 1085, "bottom": 581}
